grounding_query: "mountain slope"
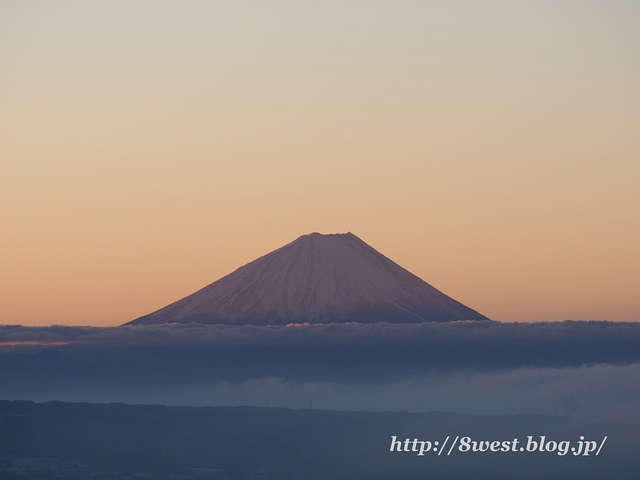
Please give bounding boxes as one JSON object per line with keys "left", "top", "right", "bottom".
{"left": 127, "top": 232, "right": 489, "bottom": 325}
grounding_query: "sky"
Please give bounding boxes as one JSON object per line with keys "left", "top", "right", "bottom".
{"left": 1, "top": 1, "right": 639, "bottom": 326}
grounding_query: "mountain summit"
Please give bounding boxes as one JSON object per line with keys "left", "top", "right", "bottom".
{"left": 127, "top": 232, "right": 489, "bottom": 325}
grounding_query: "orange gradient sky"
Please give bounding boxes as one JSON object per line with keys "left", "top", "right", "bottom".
{"left": 1, "top": 1, "right": 639, "bottom": 325}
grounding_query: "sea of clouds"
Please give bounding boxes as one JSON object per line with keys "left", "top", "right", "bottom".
{"left": 2, "top": 320, "right": 640, "bottom": 346}
{"left": 2, "top": 321, "right": 639, "bottom": 418}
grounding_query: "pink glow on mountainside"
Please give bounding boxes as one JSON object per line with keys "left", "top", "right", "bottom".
{"left": 127, "top": 233, "right": 489, "bottom": 325}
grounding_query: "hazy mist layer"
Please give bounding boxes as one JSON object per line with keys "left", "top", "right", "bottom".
{"left": 2, "top": 322, "right": 640, "bottom": 418}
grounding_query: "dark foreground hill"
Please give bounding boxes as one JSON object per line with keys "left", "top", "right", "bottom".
{"left": 0, "top": 400, "right": 638, "bottom": 480}
{"left": 129, "top": 232, "right": 488, "bottom": 325}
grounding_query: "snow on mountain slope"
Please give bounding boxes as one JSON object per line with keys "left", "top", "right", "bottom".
{"left": 127, "top": 232, "right": 489, "bottom": 325}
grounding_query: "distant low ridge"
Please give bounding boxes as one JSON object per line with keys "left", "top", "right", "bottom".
{"left": 127, "top": 232, "right": 489, "bottom": 325}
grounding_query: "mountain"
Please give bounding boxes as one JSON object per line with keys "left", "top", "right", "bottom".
{"left": 127, "top": 232, "right": 489, "bottom": 325}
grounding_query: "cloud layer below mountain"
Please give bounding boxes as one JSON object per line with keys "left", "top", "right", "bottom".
{"left": 2, "top": 321, "right": 640, "bottom": 347}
